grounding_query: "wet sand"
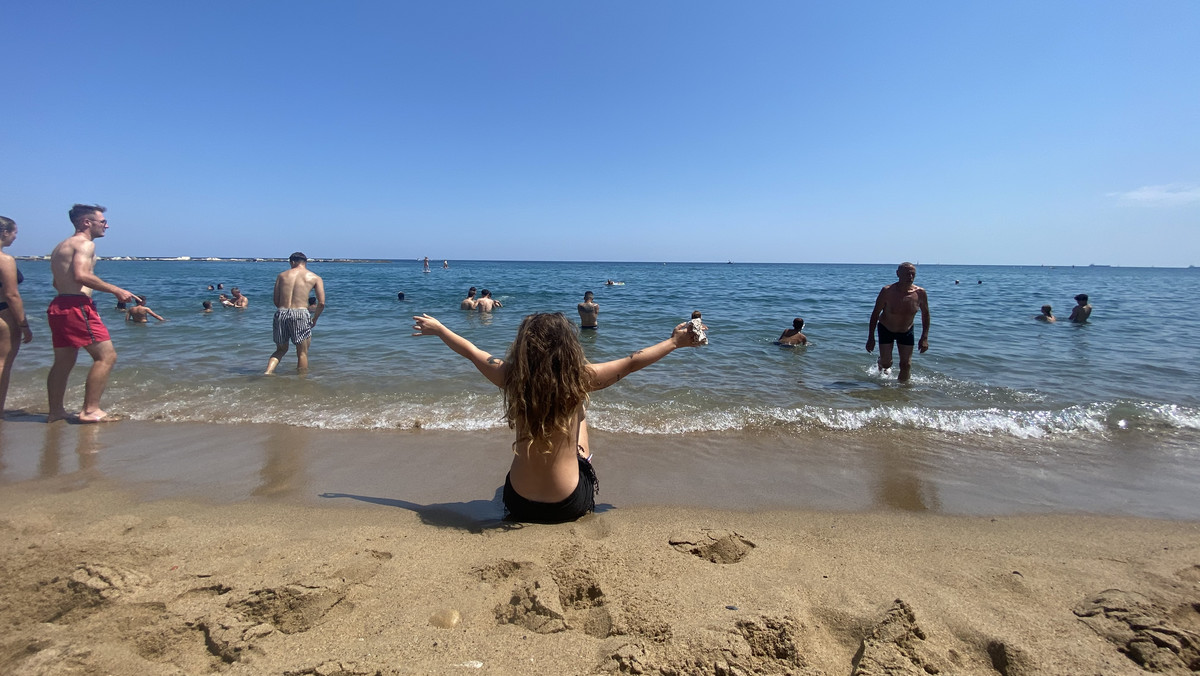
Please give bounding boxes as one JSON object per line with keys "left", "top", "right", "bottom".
{"left": 2, "top": 419, "right": 1200, "bottom": 674}
{"left": 2, "top": 418, "right": 1198, "bottom": 519}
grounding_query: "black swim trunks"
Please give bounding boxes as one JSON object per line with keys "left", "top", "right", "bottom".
{"left": 503, "top": 456, "right": 598, "bottom": 524}
{"left": 877, "top": 323, "right": 915, "bottom": 346}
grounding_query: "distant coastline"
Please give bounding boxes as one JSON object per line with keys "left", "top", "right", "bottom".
{"left": 12, "top": 256, "right": 1197, "bottom": 268}
{"left": 13, "top": 255, "right": 395, "bottom": 263}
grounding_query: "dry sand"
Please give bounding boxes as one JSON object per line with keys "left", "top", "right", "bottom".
{"left": 2, "top": 421, "right": 1200, "bottom": 674}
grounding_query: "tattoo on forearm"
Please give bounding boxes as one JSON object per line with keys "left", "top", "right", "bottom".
{"left": 487, "top": 357, "right": 503, "bottom": 365}
{"left": 630, "top": 350, "right": 643, "bottom": 359}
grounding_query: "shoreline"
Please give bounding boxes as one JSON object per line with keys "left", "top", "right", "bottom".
{"left": 2, "top": 418, "right": 1199, "bottom": 520}
{"left": 2, "top": 476, "right": 1199, "bottom": 674}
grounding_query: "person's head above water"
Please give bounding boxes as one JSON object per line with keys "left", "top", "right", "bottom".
{"left": 1075, "top": 293, "right": 1089, "bottom": 304}
{"left": 480, "top": 289, "right": 492, "bottom": 298}
{"left": 503, "top": 313, "right": 590, "bottom": 456}
{"left": 466, "top": 287, "right": 476, "bottom": 297}
{"left": 1041, "top": 305, "right": 1053, "bottom": 316}
{"left": 793, "top": 317, "right": 805, "bottom": 330}
{"left": 691, "top": 310, "right": 702, "bottom": 319}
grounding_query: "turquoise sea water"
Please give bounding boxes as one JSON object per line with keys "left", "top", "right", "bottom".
{"left": 4, "top": 259, "right": 1200, "bottom": 519}
{"left": 4, "top": 259, "right": 1199, "bottom": 439}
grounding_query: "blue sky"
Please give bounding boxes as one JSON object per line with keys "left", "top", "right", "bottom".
{"left": 2, "top": 1, "right": 1197, "bottom": 265}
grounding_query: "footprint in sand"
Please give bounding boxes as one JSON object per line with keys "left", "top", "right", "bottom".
{"left": 282, "top": 661, "right": 386, "bottom": 675}
{"left": 68, "top": 562, "right": 151, "bottom": 601}
{"left": 552, "top": 565, "right": 612, "bottom": 638}
{"left": 477, "top": 560, "right": 566, "bottom": 633}
{"left": 484, "top": 559, "right": 614, "bottom": 638}
{"left": 192, "top": 613, "right": 272, "bottom": 663}
{"left": 669, "top": 529, "right": 755, "bottom": 564}
{"left": 188, "top": 585, "right": 349, "bottom": 665}
{"left": 228, "top": 584, "right": 346, "bottom": 635}
{"left": 1074, "top": 588, "right": 1200, "bottom": 672}
{"left": 851, "top": 599, "right": 944, "bottom": 676}
{"left": 473, "top": 558, "right": 534, "bottom": 583}
{"left": 495, "top": 579, "right": 568, "bottom": 634}
{"left": 604, "top": 615, "right": 812, "bottom": 675}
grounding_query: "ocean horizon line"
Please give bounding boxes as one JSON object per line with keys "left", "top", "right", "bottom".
{"left": 12, "top": 255, "right": 1196, "bottom": 269}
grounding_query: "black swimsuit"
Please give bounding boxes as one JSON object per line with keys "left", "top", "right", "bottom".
{"left": 0, "top": 267, "right": 22, "bottom": 312}
{"left": 877, "top": 323, "right": 915, "bottom": 346}
{"left": 503, "top": 456, "right": 598, "bottom": 524}
{"left": 502, "top": 408, "right": 598, "bottom": 523}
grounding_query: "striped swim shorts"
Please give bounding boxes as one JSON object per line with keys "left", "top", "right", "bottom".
{"left": 272, "top": 307, "right": 313, "bottom": 345}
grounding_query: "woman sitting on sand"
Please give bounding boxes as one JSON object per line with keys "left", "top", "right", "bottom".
{"left": 412, "top": 312, "right": 702, "bottom": 523}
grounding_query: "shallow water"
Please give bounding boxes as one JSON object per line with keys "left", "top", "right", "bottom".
{"left": 3, "top": 259, "right": 1198, "bottom": 518}
{"left": 5, "top": 260, "right": 1197, "bottom": 440}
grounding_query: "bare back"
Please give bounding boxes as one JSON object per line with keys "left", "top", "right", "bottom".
{"left": 577, "top": 301, "right": 598, "bottom": 326}
{"left": 273, "top": 266, "right": 324, "bottom": 309}
{"left": 50, "top": 233, "right": 97, "bottom": 296}
{"left": 508, "top": 401, "right": 588, "bottom": 503}
{"left": 778, "top": 329, "right": 807, "bottom": 345}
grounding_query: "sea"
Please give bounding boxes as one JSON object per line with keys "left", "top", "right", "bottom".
{"left": 3, "top": 259, "right": 1199, "bottom": 518}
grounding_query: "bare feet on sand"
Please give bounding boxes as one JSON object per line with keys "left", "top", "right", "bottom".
{"left": 77, "top": 409, "right": 116, "bottom": 424}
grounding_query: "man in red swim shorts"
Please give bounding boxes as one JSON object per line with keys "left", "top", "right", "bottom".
{"left": 46, "top": 204, "right": 134, "bottom": 423}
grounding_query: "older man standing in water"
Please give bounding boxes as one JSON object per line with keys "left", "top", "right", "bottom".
{"left": 46, "top": 204, "right": 136, "bottom": 422}
{"left": 866, "top": 261, "right": 930, "bottom": 383}
{"left": 265, "top": 252, "right": 325, "bottom": 375}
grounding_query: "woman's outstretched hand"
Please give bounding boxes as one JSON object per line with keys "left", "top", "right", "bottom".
{"left": 412, "top": 314, "right": 445, "bottom": 337}
{"left": 671, "top": 321, "right": 701, "bottom": 348}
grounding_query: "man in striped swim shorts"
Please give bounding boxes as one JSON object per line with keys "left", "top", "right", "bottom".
{"left": 265, "top": 252, "right": 325, "bottom": 374}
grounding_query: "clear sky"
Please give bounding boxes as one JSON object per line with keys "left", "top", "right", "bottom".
{"left": 2, "top": 1, "right": 1197, "bottom": 265}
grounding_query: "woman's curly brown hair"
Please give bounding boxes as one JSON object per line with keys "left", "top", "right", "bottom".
{"left": 503, "top": 313, "right": 591, "bottom": 456}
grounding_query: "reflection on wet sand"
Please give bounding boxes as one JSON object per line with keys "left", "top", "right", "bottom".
{"left": 872, "top": 437, "right": 941, "bottom": 512}
{"left": 253, "top": 425, "right": 310, "bottom": 498}
{"left": 39, "top": 423, "right": 63, "bottom": 478}
{"left": 38, "top": 422, "right": 103, "bottom": 485}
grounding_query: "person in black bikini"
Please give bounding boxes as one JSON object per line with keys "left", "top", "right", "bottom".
{"left": 0, "top": 216, "right": 34, "bottom": 414}
{"left": 411, "top": 312, "right": 703, "bottom": 523}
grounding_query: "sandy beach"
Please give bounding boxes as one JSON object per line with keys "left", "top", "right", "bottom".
{"left": 1, "top": 421, "right": 1198, "bottom": 675}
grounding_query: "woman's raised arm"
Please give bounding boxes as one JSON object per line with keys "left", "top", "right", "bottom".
{"left": 411, "top": 314, "right": 506, "bottom": 387}
{"left": 587, "top": 322, "right": 699, "bottom": 390}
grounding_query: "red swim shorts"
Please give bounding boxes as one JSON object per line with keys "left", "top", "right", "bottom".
{"left": 47, "top": 295, "right": 111, "bottom": 348}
